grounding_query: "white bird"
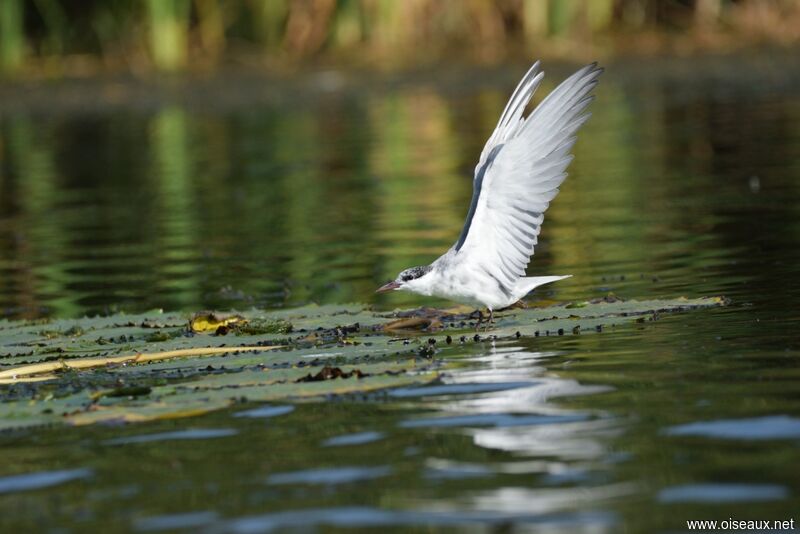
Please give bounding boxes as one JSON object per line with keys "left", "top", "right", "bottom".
{"left": 377, "top": 61, "right": 602, "bottom": 327}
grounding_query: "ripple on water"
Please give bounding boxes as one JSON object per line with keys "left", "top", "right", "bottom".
{"left": 388, "top": 381, "right": 534, "bottom": 398}
{"left": 266, "top": 466, "right": 392, "bottom": 485}
{"left": 134, "top": 511, "right": 219, "bottom": 532}
{"left": 399, "top": 413, "right": 589, "bottom": 429}
{"left": 233, "top": 405, "right": 295, "bottom": 419}
{"left": 471, "top": 417, "right": 620, "bottom": 459}
{"left": 658, "top": 484, "right": 789, "bottom": 503}
{"left": 424, "top": 459, "right": 494, "bottom": 480}
{"left": 210, "top": 507, "right": 615, "bottom": 533}
{"left": 665, "top": 415, "right": 800, "bottom": 440}
{"left": 322, "top": 431, "right": 384, "bottom": 447}
{"left": 103, "top": 428, "right": 238, "bottom": 446}
{"left": 0, "top": 468, "right": 92, "bottom": 494}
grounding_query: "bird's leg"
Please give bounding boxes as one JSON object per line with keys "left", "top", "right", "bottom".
{"left": 474, "top": 309, "right": 484, "bottom": 331}
{"left": 481, "top": 308, "right": 494, "bottom": 332}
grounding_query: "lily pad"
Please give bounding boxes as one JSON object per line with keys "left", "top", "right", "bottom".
{"left": 0, "top": 296, "right": 725, "bottom": 429}
{"left": 189, "top": 311, "right": 246, "bottom": 333}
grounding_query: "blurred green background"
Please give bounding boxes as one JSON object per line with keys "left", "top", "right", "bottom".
{"left": 1, "top": 0, "right": 799, "bottom": 75}
{"left": 1, "top": 4, "right": 800, "bottom": 531}
{"left": 1, "top": 1, "right": 800, "bottom": 319}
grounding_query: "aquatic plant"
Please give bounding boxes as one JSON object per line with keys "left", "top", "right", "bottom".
{"left": 0, "top": 296, "right": 725, "bottom": 428}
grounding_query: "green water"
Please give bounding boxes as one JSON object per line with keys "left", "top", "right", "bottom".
{"left": 1, "top": 54, "right": 799, "bottom": 532}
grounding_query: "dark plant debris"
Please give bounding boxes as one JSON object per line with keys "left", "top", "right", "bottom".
{"left": 295, "top": 366, "right": 367, "bottom": 383}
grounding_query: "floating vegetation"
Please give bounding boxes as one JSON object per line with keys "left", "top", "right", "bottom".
{"left": 189, "top": 312, "right": 292, "bottom": 336}
{"left": 0, "top": 297, "right": 726, "bottom": 429}
{"left": 188, "top": 312, "right": 247, "bottom": 334}
{"left": 295, "top": 366, "right": 367, "bottom": 383}
{"left": 231, "top": 318, "right": 293, "bottom": 336}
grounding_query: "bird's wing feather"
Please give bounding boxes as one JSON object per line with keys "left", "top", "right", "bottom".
{"left": 475, "top": 61, "right": 544, "bottom": 172}
{"left": 454, "top": 63, "right": 602, "bottom": 295}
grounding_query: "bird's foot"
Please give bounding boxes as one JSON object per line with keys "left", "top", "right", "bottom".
{"left": 473, "top": 309, "right": 484, "bottom": 331}
{"left": 485, "top": 309, "right": 495, "bottom": 332}
{"left": 473, "top": 309, "right": 495, "bottom": 332}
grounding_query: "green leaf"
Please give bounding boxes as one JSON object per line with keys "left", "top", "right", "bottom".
{"left": 0, "top": 296, "right": 725, "bottom": 428}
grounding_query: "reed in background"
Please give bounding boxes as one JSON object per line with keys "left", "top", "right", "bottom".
{"left": 1, "top": 0, "right": 799, "bottom": 76}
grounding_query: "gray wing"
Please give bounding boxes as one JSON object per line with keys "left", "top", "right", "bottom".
{"left": 454, "top": 63, "right": 602, "bottom": 294}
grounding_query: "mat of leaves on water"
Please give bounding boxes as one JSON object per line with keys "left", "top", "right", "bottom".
{"left": 0, "top": 296, "right": 726, "bottom": 429}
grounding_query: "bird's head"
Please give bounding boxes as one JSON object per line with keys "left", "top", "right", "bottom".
{"left": 376, "top": 265, "right": 433, "bottom": 293}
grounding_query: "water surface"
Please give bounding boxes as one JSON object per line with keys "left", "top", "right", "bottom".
{"left": 0, "top": 54, "right": 799, "bottom": 531}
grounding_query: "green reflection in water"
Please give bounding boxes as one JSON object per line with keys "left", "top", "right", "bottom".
{"left": 149, "top": 107, "right": 200, "bottom": 309}
{"left": 0, "top": 57, "right": 800, "bottom": 532}
{"left": 0, "top": 61, "right": 797, "bottom": 320}
{"left": 2, "top": 117, "right": 78, "bottom": 318}
{"left": 370, "top": 88, "right": 467, "bottom": 308}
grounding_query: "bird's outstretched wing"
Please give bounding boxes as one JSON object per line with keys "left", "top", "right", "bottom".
{"left": 453, "top": 62, "right": 602, "bottom": 295}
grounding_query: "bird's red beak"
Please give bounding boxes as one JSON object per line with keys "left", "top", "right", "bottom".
{"left": 376, "top": 280, "right": 401, "bottom": 293}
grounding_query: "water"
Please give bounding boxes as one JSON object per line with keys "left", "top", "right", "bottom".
{"left": 1, "top": 53, "right": 799, "bottom": 531}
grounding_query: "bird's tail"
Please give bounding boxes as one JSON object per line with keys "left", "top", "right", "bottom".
{"left": 514, "top": 275, "right": 571, "bottom": 299}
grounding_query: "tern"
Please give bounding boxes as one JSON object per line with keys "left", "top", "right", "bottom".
{"left": 377, "top": 61, "right": 602, "bottom": 327}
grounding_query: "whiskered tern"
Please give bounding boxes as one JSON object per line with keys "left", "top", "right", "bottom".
{"left": 377, "top": 61, "right": 602, "bottom": 327}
